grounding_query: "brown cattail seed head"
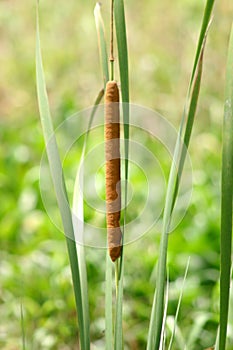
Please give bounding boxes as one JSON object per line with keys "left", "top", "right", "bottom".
{"left": 105, "top": 81, "right": 122, "bottom": 262}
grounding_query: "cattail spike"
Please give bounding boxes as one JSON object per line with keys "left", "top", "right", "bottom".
{"left": 105, "top": 81, "right": 122, "bottom": 262}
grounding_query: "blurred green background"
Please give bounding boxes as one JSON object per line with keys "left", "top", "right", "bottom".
{"left": 1, "top": 0, "right": 233, "bottom": 349}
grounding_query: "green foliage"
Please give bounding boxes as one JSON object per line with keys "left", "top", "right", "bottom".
{"left": 36, "top": 4, "right": 89, "bottom": 349}
{"left": 219, "top": 23, "right": 233, "bottom": 350}
{"left": 1, "top": 0, "right": 233, "bottom": 349}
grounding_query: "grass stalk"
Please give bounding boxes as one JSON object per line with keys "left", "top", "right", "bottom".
{"left": 20, "top": 301, "right": 26, "bottom": 350}
{"left": 219, "top": 22, "right": 233, "bottom": 350}
{"left": 72, "top": 89, "right": 104, "bottom": 350}
{"left": 36, "top": 4, "right": 87, "bottom": 349}
{"left": 168, "top": 258, "right": 190, "bottom": 350}
{"left": 147, "top": 2, "right": 215, "bottom": 349}
{"left": 114, "top": 0, "right": 129, "bottom": 348}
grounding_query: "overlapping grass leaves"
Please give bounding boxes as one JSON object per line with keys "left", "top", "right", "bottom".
{"left": 147, "top": 1, "right": 215, "bottom": 349}
{"left": 36, "top": 4, "right": 88, "bottom": 350}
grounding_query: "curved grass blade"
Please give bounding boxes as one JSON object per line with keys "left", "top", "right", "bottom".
{"left": 114, "top": 1, "right": 129, "bottom": 349}
{"left": 171, "top": 20, "right": 211, "bottom": 212}
{"left": 94, "top": 2, "right": 109, "bottom": 87}
{"left": 147, "top": 40, "right": 206, "bottom": 350}
{"left": 36, "top": 5, "right": 86, "bottom": 349}
{"left": 72, "top": 89, "right": 104, "bottom": 350}
{"left": 159, "top": 272, "right": 169, "bottom": 350}
{"left": 147, "top": 2, "right": 215, "bottom": 348}
{"left": 186, "top": 313, "right": 210, "bottom": 349}
{"left": 168, "top": 258, "right": 190, "bottom": 350}
{"left": 166, "top": 318, "right": 186, "bottom": 350}
{"left": 190, "top": 0, "right": 215, "bottom": 87}
{"left": 215, "top": 327, "right": 220, "bottom": 350}
{"left": 219, "top": 22, "right": 233, "bottom": 350}
{"left": 114, "top": 0, "right": 129, "bottom": 172}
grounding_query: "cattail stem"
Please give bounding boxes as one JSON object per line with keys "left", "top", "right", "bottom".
{"left": 115, "top": 259, "right": 119, "bottom": 296}
{"left": 110, "top": 0, "right": 115, "bottom": 80}
{"left": 105, "top": 81, "right": 122, "bottom": 262}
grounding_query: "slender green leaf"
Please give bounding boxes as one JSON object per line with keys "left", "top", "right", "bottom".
{"left": 114, "top": 0, "right": 129, "bottom": 173}
{"left": 159, "top": 272, "right": 169, "bottom": 350}
{"left": 114, "top": 1, "right": 130, "bottom": 349}
{"left": 36, "top": 5, "right": 86, "bottom": 349}
{"left": 219, "top": 22, "right": 233, "bottom": 350}
{"left": 147, "top": 2, "right": 215, "bottom": 349}
{"left": 186, "top": 314, "right": 210, "bottom": 349}
{"left": 168, "top": 258, "right": 190, "bottom": 350}
{"left": 72, "top": 89, "right": 104, "bottom": 350}
{"left": 166, "top": 318, "right": 186, "bottom": 350}
{"left": 215, "top": 327, "right": 220, "bottom": 350}
{"left": 171, "top": 36, "right": 206, "bottom": 212}
{"left": 94, "top": 2, "right": 109, "bottom": 87}
{"left": 20, "top": 301, "right": 26, "bottom": 350}
{"left": 190, "top": 0, "right": 215, "bottom": 87}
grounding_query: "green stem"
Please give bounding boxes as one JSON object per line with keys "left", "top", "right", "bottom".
{"left": 110, "top": 0, "right": 115, "bottom": 81}
{"left": 115, "top": 259, "right": 119, "bottom": 298}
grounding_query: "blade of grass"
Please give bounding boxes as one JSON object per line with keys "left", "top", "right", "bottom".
{"left": 190, "top": 0, "right": 215, "bottom": 87}
{"left": 168, "top": 258, "right": 190, "bottom": 350}
{"left": 114, "top": 0, "right": 129, "bottom": 172}
{"left": 94, "top": 2, "right": 109, "bottom": 87}
{"left": 147, "top": 40, "right": 205, "bottom": 350}
{"left": 72, "top": 90, "right": 104, "bottom": 350}
{"left": 20, "top": 301, "right": 26, "bottom": 350}
{"left": 166, "top": 318, "right": 186, "bottom": 350}
{"left": 114, "top": 1, "right": 129, "bottom": 349}
{"left": 159, "top": 271, "right": 169, "bottom": 350}
{"left": 36, "top": 4, "right": 86, "bottom": 349}
{"left": 219, "top": 22, "right": 233, "bottom": 350}
{"left": 147, "top": 2, "right": 215, "bottom": 348}
{"left": 215, "top": 327, "right": 220, "bottom": 350}
{"left": 186, "top": 313, "right": 210, "bottom": 349}
{"left": 171, "top": 19, "right": 211, "bottom": 212}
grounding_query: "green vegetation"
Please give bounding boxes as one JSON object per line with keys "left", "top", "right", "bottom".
{"left": 1, "top": 0, "right": 233, "bottom": 349}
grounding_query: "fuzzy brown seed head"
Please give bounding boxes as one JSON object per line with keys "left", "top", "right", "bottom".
{"left": 105, "top": 81, "right": 122, "bottom": 261}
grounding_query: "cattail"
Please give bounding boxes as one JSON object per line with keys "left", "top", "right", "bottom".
{"left": 105, "top": 81, "right": 122, "bottom": 261}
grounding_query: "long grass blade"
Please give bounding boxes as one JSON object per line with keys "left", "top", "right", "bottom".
{"left": 114, "top": 1, "right": 129, "bottom": 349}
{"left": 171, "top": 20, "right": 211, "bottom": 212}
{"left": 114, "top": 0, "right": 129, "bottom": 172}
{"left": 168, "top": 258, "right": 190, "bottom": 350}
{"left": 20, "top": 301, "right": 26, "bottom": 350}
{"left": 36, "top": 5, "right": 86, "bottom": 349}
{"left": 166, "top": 318, "right": 186, "bottom": 350}
{"left": 215, "top": 327, "right": 220, "bottom": 350}
{"left": 159, "top": 272, "right": 169, "bottom": 350}
{"left": 219, "top": 22, "right": 233, "bottom": 350}
{"left": 72, "top": 90, "right": 104, "bottom": 350}
{"left": 147, "top": 2, "right": 215, "bottom": 349}
{"left": 190, "top": 0, "right": 215, "bottom": 87}
{"left": 186, "top": 313, "right": 210, "bottom": 349}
